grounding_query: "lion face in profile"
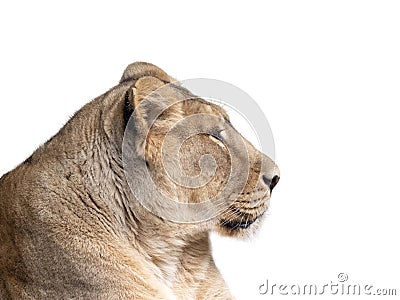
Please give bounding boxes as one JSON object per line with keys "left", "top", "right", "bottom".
{"left": 119, "top": 62, "right": 280, "bottom": 237}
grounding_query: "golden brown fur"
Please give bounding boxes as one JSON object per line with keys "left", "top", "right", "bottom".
{"left": 0, "top": 62, "right": 279, "bottom": 299}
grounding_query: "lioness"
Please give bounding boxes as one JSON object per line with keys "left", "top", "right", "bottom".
{"left": 0, "top": 62, "right": 279, "bottom": 300}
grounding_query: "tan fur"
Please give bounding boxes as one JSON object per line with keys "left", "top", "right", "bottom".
{"left": 0, "top": 62, "right": 279, "bottom": 299}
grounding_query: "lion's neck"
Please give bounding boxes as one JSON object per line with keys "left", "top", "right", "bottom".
{"left": 133, "top": 227, "right": 212, "bottom": 287}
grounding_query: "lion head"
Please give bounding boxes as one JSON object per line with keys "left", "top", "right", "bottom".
{"left": 114, "top": 62, "right": 280, "bottom": 238}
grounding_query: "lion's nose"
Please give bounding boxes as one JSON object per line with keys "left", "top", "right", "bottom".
{"left": 262, "top": 174, "right": 280, "bottom": 191}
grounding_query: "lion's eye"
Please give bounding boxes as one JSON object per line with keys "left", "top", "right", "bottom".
{"left": 210, "top": 130, "right": 225, "bottom": 143}
{"left": 212, "top": 133, "right": 223, "bottom": 142}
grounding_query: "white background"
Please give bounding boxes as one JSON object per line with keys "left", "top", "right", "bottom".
{"left": 1, "top": 1, "right": 399, "bottom": 299}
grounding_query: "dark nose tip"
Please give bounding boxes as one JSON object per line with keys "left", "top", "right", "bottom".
{"left": 262, "top": 175, "right": 280, "bottom": 191}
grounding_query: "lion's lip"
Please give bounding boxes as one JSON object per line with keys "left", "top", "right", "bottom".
{"left": 220, "top": 212, "right": 265, "bottom": 230}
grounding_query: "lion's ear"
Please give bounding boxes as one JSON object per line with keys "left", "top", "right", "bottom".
{"left": 124, "top": 75, "right": 184, "bottom": 157}
{"left": 123, "top": 76, "right": 165, "bottom": 135}
{"left": 128, "top": 76, "right": 165, "bottom": 107}
{"left": 124, "top": 75, "right": 169, "bottom": 121}
{"left": 121, "top": 62, "right": 177, "bottom": 132}
{"left": 120, "top": 62, "right": 173, "bottom": 84}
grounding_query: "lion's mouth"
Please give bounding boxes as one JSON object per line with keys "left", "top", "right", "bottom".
{"left": 220, "top": 212, "right": 265, "bottom": 230}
